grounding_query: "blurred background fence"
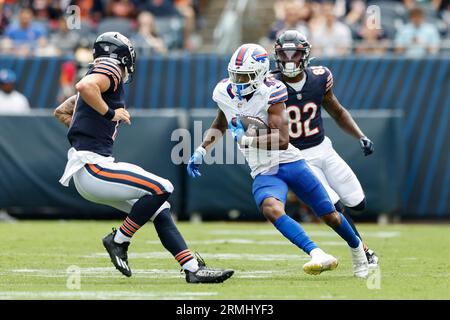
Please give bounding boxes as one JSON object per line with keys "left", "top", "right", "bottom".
{"left": 0, "top": 55, "right": 448, "bottom": 219}
{"left": 0, "top": 109, "right": 409, "bottom": 219}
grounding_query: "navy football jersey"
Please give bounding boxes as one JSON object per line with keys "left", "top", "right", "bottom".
{"left": 273, "top": 66, "right": 333, "bottom": 150}
{"left": 67, "top": 59, "right": 125, "bottom": 156}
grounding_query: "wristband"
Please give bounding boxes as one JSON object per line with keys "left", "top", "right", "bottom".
{"left": 196, "top": 146, "right": 207, "bottom": 157}
{"left": 103, "top": 108, "right": 115, "bottom": 120}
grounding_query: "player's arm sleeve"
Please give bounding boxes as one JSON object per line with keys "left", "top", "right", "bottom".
{"left": 90, "top": 62, "right": 122, "bottom": 92}
{"left": 267, "top": 82, "right": 288, "bottom": 106}
{"left": 323, "top": 67, "right": 334, "bottom": 93}
{"left": 212, "top": 83, "right": 220, "bottom": 103}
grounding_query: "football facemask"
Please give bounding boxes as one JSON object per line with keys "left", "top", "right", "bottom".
{"left": 275, "top": 47, "right": 308, "bottom": 78}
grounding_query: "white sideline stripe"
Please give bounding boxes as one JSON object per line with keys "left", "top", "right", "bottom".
{"left": 0, "top": 291, "right": 218, "bottom": 300}
{"left": 6, "top": 268, "right": 291, "bottom": 279}
{"left": 145, "top": 239, "right": 346, "bottom": 246}
{"left": 208, "top": 230, "right": 401, "bottom": 238}
{"left": 6, "top": 268, "right": 182, "bottom": 279}
{"left": 86, "top": 252, "right": 310, "bottom": 261}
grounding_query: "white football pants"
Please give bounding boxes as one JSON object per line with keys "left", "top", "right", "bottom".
{"left": 73, "top": 161, "right": 173, "bottom": 218}
{"left": 301, "top": 136, "right": 365, "bottom": 207}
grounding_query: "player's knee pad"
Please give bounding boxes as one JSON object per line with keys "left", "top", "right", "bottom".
{"left": 160, "top": 178, "right": 174, "bottom": 194}
{"left": 151, "top": 201, "right": 171, "bottom": 221}
{"left": 349, "top": 198, "right": 366, "bottom": 211}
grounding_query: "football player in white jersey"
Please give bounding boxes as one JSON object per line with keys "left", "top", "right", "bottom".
{"left": 273, "top": 30, "right": 378, "bottom": 266}
{"left": 187, "top": 44, "right": 369, "bottom": 278}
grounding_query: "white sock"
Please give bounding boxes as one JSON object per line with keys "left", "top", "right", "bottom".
{"left": 114, "top": 229, "right": 131, "bottom": 244}
{"left": 310, "top": 248, "right": 326, "bottom": 258}
{"left": 182, "top": 258, "right": 199, "bottom": 272}
{"left": 350, "top": 240, "right": 364, "bottom": 252}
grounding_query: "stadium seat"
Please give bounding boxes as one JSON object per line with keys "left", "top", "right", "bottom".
{"left": 154, "top": 16, "right": 185, "bottom": 49}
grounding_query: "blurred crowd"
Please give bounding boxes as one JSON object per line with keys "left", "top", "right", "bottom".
{"left": 0, "top": 0, "right": 204, "bottom": 57}
{"left": 0, "top": 0, "right": 448, "bottom": 111}
{"left": 262, "top": 0, "right": 450, "bottom": 56}
{"left": 0, "top": 0, "right": 448, "bottom": 58}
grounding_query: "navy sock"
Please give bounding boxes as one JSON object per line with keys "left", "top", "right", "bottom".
{"left": 332, "top": 213, "right": 361, "bottom": 248}
{"left": 273, "top": 214, "right": 318, "bottom": 255}
{"left": 153, "top": 208, "right": 195, "bottom": 266}
{"left": 119, "top": 193, "right": 170, "bottom": 238}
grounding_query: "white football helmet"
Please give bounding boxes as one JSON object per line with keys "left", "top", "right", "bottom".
{"left": 227, "top": 44, "right": 270, "bottom": 99}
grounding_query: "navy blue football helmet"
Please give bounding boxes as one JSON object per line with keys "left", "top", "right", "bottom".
{"left": 93, "top": 32, "right": 136, "bottom": 83}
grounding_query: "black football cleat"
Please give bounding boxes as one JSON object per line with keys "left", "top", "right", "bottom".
{"left": 185, "top": 253, "right": 234, "bottom": 284}
{"left": 102, "top": 228, "right": 132, "bottom": 277}
{"left": 365, "top": 248, "right": 379, "bottom": 267}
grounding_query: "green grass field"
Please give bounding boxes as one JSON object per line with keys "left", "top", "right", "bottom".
{"left": 0, "top": 221, "right": 449, "bottom": 300}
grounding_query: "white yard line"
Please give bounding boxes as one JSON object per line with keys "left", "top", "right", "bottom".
{"left": 4, "top": 268, "right": 296, "bottom": 280}
{"left": 0, "top": 291, "right": 217, "bottom": 300}
{"left": 84, "top": 252, "right": 310, "bottom": 261}
{"left": 5, "top": 268, "right": 183, "bottom": 279}
{"left": 146, "top": 239, "right": 345, "bottom": 246}
{"left": 208, "top": 230, "right": 400, "bottom": 238}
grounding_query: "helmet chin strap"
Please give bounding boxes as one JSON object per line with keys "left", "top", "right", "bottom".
{"left": 236, "top": 85, "right": 243, "bottom": 100}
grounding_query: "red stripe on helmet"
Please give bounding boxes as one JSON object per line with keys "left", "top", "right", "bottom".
{"left": 235, "top": 47, "right": 248, "bottom": 66}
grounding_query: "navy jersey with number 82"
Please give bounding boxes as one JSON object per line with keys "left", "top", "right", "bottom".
{"left": 274, "top": 66, "right": 333, "bottom": 150}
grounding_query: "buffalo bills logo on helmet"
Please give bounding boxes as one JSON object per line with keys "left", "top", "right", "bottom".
{"left": 252, "top": 48, "right": 268, "bottom": 63}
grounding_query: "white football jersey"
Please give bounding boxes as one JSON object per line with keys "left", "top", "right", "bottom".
{"left": 213, "top": 77, "right": 303, "bottom": 178}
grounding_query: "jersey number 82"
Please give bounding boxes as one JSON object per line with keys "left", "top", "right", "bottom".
{"left": 286, "top": 103, "right": 320, "bottom": 139}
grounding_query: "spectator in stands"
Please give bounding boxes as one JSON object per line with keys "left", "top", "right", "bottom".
{"left": 132, "top": 11, "right": 167, "bottom": 55}
{"left": 106, "top": 0, "right": 137, "bottom": 19}
{"left": 395, "top": 7, "right": 441, "bottom": 56}
{"left": 344, "top": 0, "right": 366, "bottom": 32}
{"left": 309, "top": 1, "right": 353, "bottom": 56}
{"left": 175, "top": 0, "right": 196, "bottom": 50}
{"left": 436, "top": 0, "right": 450, "bottom": 31}
{"left": 141, "top": 0, "right": 180, "bottom": 17}
{"left": 32, "top": 0, "right": 63, "bottom": 24}
{"left": 0, "top": 1, "right": 13, "bottom": 35}
{"left": 69, "top": 0, "right": 105, "bottom": 24}
{"left": 141, "top": 0, "right": 196, "bottom": 50}
{"left": 48, "top": 16, "right": 81, "bottom": 55}
{"left": 57, "top": 61, "right": 77, "bottom": 103}
{"left": 3, "top": 7, "right": 47, "bottom": 55}
{"left": 267, "top": 0, "right": 310, "bottom": 41}
{"left": 0, "top": 69, "right": 31, "bottom": 114}
{"left": 355, "top": 17, "right": 389, "bottom": 55}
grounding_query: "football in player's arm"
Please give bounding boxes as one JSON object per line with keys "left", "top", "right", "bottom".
{"left": 230, "top": 102, "right": 290, "bottom": 150}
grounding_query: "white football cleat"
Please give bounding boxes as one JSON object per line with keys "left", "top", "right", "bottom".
{"left": 351, "top": 241, "right": 369, "bottom": 278}
{"left": 303, "top": 249, "right": 338, "bottom": 275}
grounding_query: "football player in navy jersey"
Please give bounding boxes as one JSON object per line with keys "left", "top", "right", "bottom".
{"left": 273, "top": 30, "right": 378, "bottom": 266}
{"left": 54, "top": 32, "right": 233, "bottom": 283}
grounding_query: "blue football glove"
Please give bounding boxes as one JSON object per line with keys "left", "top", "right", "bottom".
{"left": 187, "top": 147, "right": 206, "bottom": 178}
{"left": 228, "top": 118, "right": 245, "bottom": 143}
{"left": 360, "top": 136, "right": 374, "bottom": 156}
